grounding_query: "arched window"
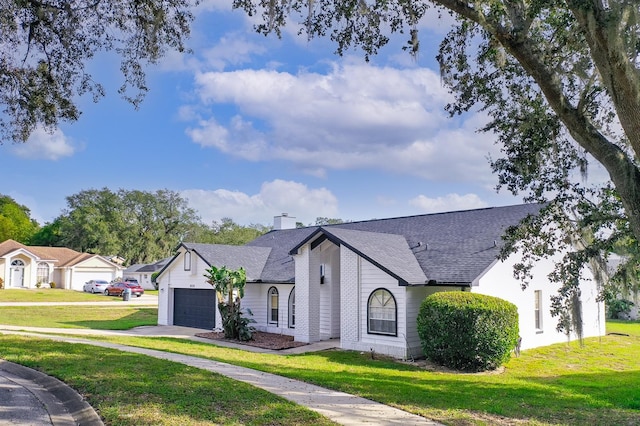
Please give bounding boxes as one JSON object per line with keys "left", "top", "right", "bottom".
{"left": 268, "top": 287, "right": 279, "bottom": 325}
{"left": 11, "top": 259, "right": 25, "bottom": 267}
{"left": 288, "top": 287, "right": 295, "bottom": 329}
{"left": 367, "top": 288, "right": 397, "bottom": 336}
{"left": 37, "top": 262, "right": 50, "bottom": 284}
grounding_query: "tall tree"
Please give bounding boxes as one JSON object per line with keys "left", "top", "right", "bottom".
{"left": 0, "top": 0, "right": 195, "bottom": 143}
{"left": 232, "top": 0, "right": 640, "bottom": 336}
{"left": 57, "top": 188, "right": 201, "bottom": 264}
{"left": 28, "top": 219, "right": 62, "bottom": 246}
{"left": 0, "top": 195, "right": 39, "bottom": 243}
{"left": 119, "top": 189, "right": 201, "bottom": 263}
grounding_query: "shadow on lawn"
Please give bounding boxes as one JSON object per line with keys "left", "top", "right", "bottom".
{"left": 61, "top": 308, "right": 158, "bottom": 330}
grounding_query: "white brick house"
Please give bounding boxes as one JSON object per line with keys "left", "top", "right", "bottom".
{"left": 156, "top": 204, "right": 605, "bottom": 359}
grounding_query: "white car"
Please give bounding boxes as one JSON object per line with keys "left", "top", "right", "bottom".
{"left": 83, "top": 279, "right": 109, "bottom": 293}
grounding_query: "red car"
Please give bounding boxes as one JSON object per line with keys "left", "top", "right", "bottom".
{"left": 104, "top": 282, "right": 144, "bottom": 297}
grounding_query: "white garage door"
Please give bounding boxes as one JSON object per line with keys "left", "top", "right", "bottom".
{"left": 72, "top": 271, "right": 116, "bottom": 291}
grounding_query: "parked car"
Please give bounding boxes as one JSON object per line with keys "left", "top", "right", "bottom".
{"left": 123, "top": 277, "right": 139, "bottom": 285}
{"left": 84, "top": 279, "right": 110, "bottom": 293}
{"left": 104, "top": 282, "right": 144, "bottom": 297}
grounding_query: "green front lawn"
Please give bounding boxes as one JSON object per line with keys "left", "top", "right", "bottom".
{"left": 0, "top": 288, "right": 114, "bottom": 302}
{"left": 1, "top": 321, "right": 638, "bottom": 425}
{"left": 1, "top": 299, "right": 638, "bottom": 425}
{"left": 0, "top": 335, "right": 334, "bottom": 426}
{"left": 0, "top": 306, "right": 158, "bottom": 329}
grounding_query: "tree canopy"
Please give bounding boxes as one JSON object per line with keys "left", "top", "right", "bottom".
{"left": 196, "top": 218, "right": 271, "bottom": 245}
{"left": 25, "top": 188, "right": 270, "bottom": 265}
{"left": 0, "top": 195, "right": 39, "bottom": 243}
{"left": 42, "top": 188, "right": 202, "bottom": 265}
{"left": 232, "top": 0, "right": 640, "bottom": 335}
{"left": 1, "top": 0, "right": 195, "bottom": 143}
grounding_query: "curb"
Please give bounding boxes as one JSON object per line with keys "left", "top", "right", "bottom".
{"left": 0, "top": 359, "right": 103, "bottom": 425}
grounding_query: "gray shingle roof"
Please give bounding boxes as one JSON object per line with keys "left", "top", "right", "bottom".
{"left": 247, "top": 203, "right": 543, "bottom": 284}
{"left": 182, "top": 243, "right": 272, "bottom": 282}
{"left": 322, "top": 228, "right": 428, "bottom": 284}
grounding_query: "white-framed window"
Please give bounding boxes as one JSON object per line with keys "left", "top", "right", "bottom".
{"left": 37, "top": 262, "right": 50, "bottom": 284}
{"left": 534, "top": 290, "right": 543, "bottom": 332}
{"left": 288, "top": 287, "right": 295, "bottom": 328}
{"left": 268, "top": 287, "right": 279, "bottom": 325}
{"left": 368, "top": 288, "right": 397, "bottom": 336}
{"left": 184, "top": 251, "right": 191, "bottom": 271}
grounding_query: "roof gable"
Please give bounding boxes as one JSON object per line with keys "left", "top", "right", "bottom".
{"left": 0, "top": 239, "right": 31, "bottom": 257}
{"left": 320, "top": 228, "right": 428, "bottom": 285}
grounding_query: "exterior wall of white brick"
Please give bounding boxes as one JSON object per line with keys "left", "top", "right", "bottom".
{"left": 340, "top": 247, "right": 360, "bottom": 346}
{"left": 474, "top": 254, "right": 606, "bottom": 350}
{"left": 294, "top": 245, "right": 321, "bottom": 342}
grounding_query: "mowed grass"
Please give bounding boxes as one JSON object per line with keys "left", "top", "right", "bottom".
{"left": 0, "top": 306, "right": 158, "bottom": 329}
{"left": 1, "top": 296, "right": 638, "bottom": 425}
{"left": 10, "top": 322, "right": 636, "bottom": 425}
{"left": 0, "top": 335, "right": 335, "bottom": 426}
{"left": 0, "top": 288, "right": 114, "bottom": 302}
{"left": 0, "top": 288, "right": 158, "bottom": 301}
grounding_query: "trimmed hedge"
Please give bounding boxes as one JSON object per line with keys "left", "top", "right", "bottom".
{"left": 417, "top": 291, "right": 519, "bottom": 372}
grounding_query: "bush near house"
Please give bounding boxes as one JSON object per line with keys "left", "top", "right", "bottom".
{"left": 417, "top": 292, "right": 519, "bottom": 372}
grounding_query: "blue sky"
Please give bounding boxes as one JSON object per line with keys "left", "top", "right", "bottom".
{"left": 1, "top": 1, "right": 527, "bottom": 228}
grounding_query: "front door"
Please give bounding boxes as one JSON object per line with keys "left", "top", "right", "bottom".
{"left": 11, "top": 259, "right": 25, "bottom": 287}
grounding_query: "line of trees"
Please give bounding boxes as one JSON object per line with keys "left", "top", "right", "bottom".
{"left": 1, "top": 189, "right": 270, "bottom": 265}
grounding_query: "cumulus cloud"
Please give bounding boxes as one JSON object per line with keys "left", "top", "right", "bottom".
{"left": 11, "top": 127, "right": 76, "bottom": 160}
{"left": 181, "top": 179, "right": 339, "bottom": 226}
{"left": 186, "top": 63, "right": 498, "bottom": 183}
{"left": 201, "top": 35, "right": 268, "bottom": 71}
{"left": 409, "top": 193, "right": 488, "bottom": 213}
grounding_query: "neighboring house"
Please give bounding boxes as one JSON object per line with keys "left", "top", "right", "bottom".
{"left": 156, "top": 204, "right": 605, "bottom": 359}
{"left": 123, "top": 257, "right": 172, "bottom": 290}
{"left": 0, "top": 240, "right": 123, "bottom": 291}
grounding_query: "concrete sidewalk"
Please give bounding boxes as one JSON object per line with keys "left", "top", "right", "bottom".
{"left": 0, "top": 326, "right": 443, "bottom": 425}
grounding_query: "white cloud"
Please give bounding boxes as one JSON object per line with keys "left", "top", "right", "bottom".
{"left": 187, "top": 62, "right": 498, "bottom": 183}
{"left": 181, "top": 179, "right": 339, "bottom": 226}
{"left": 201, "top": 35, "right": 268, "bottom": 71}
{"left": 409, "top": 193, "right": 488, "bottom": 213}
{"left": 11, "top": 127, "right": 76, "bottom": 160}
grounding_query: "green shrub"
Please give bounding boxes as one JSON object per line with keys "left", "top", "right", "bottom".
{"left": 607, "top": 298, "right": 635, "bottom": 319}
{"left": 49, "top": 282, "right": 56, "bottom": 288}
{"left": 417, "top": 291, "right": 519, "bottom": 372}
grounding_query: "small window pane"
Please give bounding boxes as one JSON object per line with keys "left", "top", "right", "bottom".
{"left": 268, "top": 287, "right": 279, "bottom": 325}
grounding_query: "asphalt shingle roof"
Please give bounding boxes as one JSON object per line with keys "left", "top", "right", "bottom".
{"left": 247, "top": 203, "right": 544, "bottom": 284}
{"left": 0, "top": 239, "right": 99, "bottom": 267}
{"left": 321, "top": 228, "right": 428, "bottom": 284}
{"left": 182, "top": 243, "right": 272, "bottom": 282}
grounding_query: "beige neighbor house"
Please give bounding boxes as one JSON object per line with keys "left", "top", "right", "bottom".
{"left": 156, "top": 204, "right": 606, "bottom": 360}
{"left": 0, "top": 240, "right": 123, "bottom": 291}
